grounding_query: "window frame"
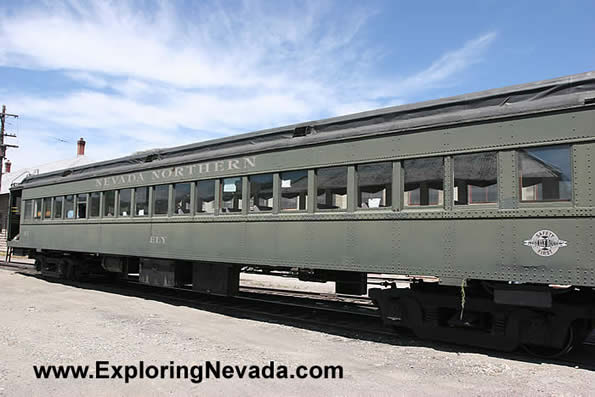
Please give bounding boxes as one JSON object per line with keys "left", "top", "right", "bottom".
{"left": 452, "top": 151, "right": 499, "bottom": 208}
{"left": 196, "top": 179, "right": 217, "bottom": 215}
{"left": 173, "top": 182, "right": 192, "bottom": 216}
{"left": 134, "top": 186, "right": 150, "bottom": 217}
{"left": 279, "top": 169, "right": 309, "bottom": 212}
{"left": 53, "top": 196, "right": 64, "bottom": 219}
{"left": 20, "top": 146, "right": 575, "bottom": 223}
{"left": 23, "top": 199, "right": 33, "bottom": 221}
{"left": 315, "top": 166, "right": 348, "bottom": 212}
{"left": 248, "top": 173, "right": 274, "bottom": 213}
{"left": 402, "top": 157, "right": 445, "bottom": 209}
{"left": 356, "top": 161, "right": 393, "bottom": 211}
{"left": 152, "top": 184, "right": 170, "bottom": 217}
{"left": 42, "top": 197, "right": 53, "bottom": 220}
{"left": 33, "top": 198, "right": 43, "bottom": 220}
{"left": 517, "top": 144, "right": 573, "bottom": 204}
{"left": 76, "top": 193, "right": 88, "bottom": 219}
{"left": 103, "top": 190, "right": 116, "bottom": 217}
{"left": 118, "top": 188, "right": 132, "bottom": 217}
{"left": 88, "top": 192, "right": 101, "bottom": 218}
{"left": 63, "top": 194, "right": 75, "bottom": 219}
{"left": 219, "top": 177, "right": 244, "bottom": 215}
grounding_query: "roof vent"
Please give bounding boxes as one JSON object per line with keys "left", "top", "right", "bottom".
{"left": 584, "top": 97, "right": 595, "bottom": 105}
{"left": 293, "top": 125, "right": 313, "bottom": 138}
{"left": 62, "top": 170, "right": 73, "bottom": 177}
{"left": 144, "top": 153, "right": 159, "bottom": 163}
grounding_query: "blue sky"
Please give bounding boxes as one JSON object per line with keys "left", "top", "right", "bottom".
{"left": 0, "top": 0, "right": 594, "bottom": 170}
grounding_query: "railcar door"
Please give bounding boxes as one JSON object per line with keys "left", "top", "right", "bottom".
{"left": 7, "top": 189, "right": 21, "bottom": 241}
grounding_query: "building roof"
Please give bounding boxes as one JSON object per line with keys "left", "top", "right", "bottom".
{"left": 1, "top": 156, "right": 94, "bottom": 195}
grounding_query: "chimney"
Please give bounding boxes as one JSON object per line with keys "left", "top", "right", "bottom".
{"left": 5, "top": 160, "right": 11, "bottom": 173}
{"left": 77, "top": 137, "right": 86, "bottom": 156}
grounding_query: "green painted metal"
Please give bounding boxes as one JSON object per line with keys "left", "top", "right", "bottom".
{"left": 10, "top": 96, "right": 595, "bottom": 288}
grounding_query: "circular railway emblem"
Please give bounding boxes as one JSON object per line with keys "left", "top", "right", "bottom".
{"left": 523, "top": 230, "right": 567, "bottom": 257}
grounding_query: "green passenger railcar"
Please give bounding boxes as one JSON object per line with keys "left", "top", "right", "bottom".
{"left": 9, "top": 72, "right": 595, "bottom": 354}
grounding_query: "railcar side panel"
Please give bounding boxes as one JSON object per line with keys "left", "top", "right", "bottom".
{"left": 15, "top": 216, "right": 594, "bottom": 286}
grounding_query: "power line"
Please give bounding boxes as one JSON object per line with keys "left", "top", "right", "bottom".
{"left": 52, "top": 137, "right": 73, "bottom": 144}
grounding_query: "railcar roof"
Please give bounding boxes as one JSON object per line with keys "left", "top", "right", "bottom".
{"left": 15, "top": 71, "right": 595, "bottom": 188}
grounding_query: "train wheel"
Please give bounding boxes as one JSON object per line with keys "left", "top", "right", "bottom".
{"left": 57, "top": 259, "right": 69, "bottom": 279}
{"left": 521, "top": 326, "right": 575, "bottom": 358}
{"left": 34, "top": 256, "right": 45, "bottom": 272}
{"left": 62, "top": 258, "right": 82, "bottom": 281}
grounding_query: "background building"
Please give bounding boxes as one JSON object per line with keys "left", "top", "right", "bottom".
{"left": 0, "top": 138, "right": 93, "bottom": 249}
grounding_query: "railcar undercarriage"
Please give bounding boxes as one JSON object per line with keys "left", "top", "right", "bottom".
{"left": 27, "top": 249, "right": 595, "bottom": 357}
{"left": 370, "top": 280, "right": 595, "bottom": 357}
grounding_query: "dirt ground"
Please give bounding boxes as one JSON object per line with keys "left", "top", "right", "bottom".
{"left": 0, "top": 268, "right": 593, "bottom": 396}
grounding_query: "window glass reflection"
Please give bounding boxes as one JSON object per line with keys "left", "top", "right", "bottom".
{"left": 250, "top": 174, "right": 273, "bottom": 212}
{"left": 33, "top": 199, "right": 42, "bottom": 219}
{"left": 103, "top": 191, "right": 115, "bottom": 217}
{"left": 64, "top": 195, "right": 75, "bottom": 219}
{"left": 403, "top": 158, "right": 444, "bottom": 207}
{"left": 221, "top": 177, "right": 243, "bottom": 213}
{"left": 89, "top": 192, "right": 100, "bottom": 217}
{"left": 24, "top": 200, "right": 33, "bottom": 219}
{"left": 519, "top": 145, "right": 571, "bottom": 201}
{"left": 281, "top": 170, "right": 308, "bottom": 211}
{"left": 77, "top": 194, "right": 87, "bottom": 218}
{"left": 317, "top": 166, "right": 347, "bottom": 210}
{"left": 119, "top": 189, "right": 131, "bottom": 216}
{"left": 154, "top": 185, "right": 169, "bottom": 215}
{"left": 43, "top": 197, "right": 52, "bottom": 219}
{"left": 174, "top": 183, "right": 191, "bottom": 215}
{"left": 135, "top": 187, "right": 149, "bottom": 216}
{"left": 53, "top": 197, "right": 63, "bottom": 219}
{"left": 454, "top": 152, "right": 498, "bottom": 205}
{"left": 196, "top": 180, "right": 215, "bottom": 214}
{"left": 358, "top": 162, "right": 392, "bottom": 209}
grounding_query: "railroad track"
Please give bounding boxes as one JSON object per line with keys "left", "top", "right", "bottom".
{"left": 1, "top": 261, "right": 594, "bottom": 368}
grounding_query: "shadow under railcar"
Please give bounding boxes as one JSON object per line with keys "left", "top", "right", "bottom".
{"left": 10, "top": 268, "right": 595, "bottom": 371}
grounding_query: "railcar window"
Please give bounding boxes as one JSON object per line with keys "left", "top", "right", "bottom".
{"left": 453, "top": 152, "right": 498, "bottom": 205}
{"left": 119, "top": 189, "right": 132, "bottom": 216}
{"left": 135, "top": 187, "right": 149, "bottom": 216}
{"left": 174, "top": 183, "right": 191, "bottom": 215}
{"left": 317, "top": 166, "right": 348, "bottom": 210}
{"left": 104, "top": 191, "right": 116, "bottom": 217}
{"left": 196, "top": 180, "right": 215, "bottom": 214}
{"left": 43, "top": 197, "right": 52, "bottom": 219}
{"left": 220, "top": 177, "right": 243, "bottom": 214}
{"left": 89, "top": 192, "right": 100, "bottom": 217}
{"left": 249, "top": 174, "right": 273, "bottom": 212}
{"left": 77, "top": 194, "right": 87, "bottom": 219}
{"left": 154, "top": 185, "right": 169, "bottom": 215}
{"left": 519, "top": 145, "right": 572, "bottom": 202}
{"left": 24, "top": 200, "right": 33, "bottom": 219}
{"left": 64, "top": 195, "right": 75, "bottom": 219}
{"left": 357, "top": 162, "right": 392, "bottom": 209}
{"left": 280, "top": 170, "right": 308, "bottom": 211}
{"left": 33, "top": 199, "right": 42, "bottom": 219}
{"left": 403, "top": 158, "right": 444, "bottom": 207}
{"left": 53, "top": 197, "right": 63, "bottom": 219}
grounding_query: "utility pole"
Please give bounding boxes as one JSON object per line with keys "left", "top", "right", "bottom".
{"left": 0, "top": 105, "right": 19, "bottom": 195}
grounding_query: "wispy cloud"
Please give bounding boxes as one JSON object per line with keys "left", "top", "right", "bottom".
{"left": 0, "top": 1, "right": 497, "bottom": 170}
{"left": 398, "top": 32, "right": 498, "bottom": 92}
